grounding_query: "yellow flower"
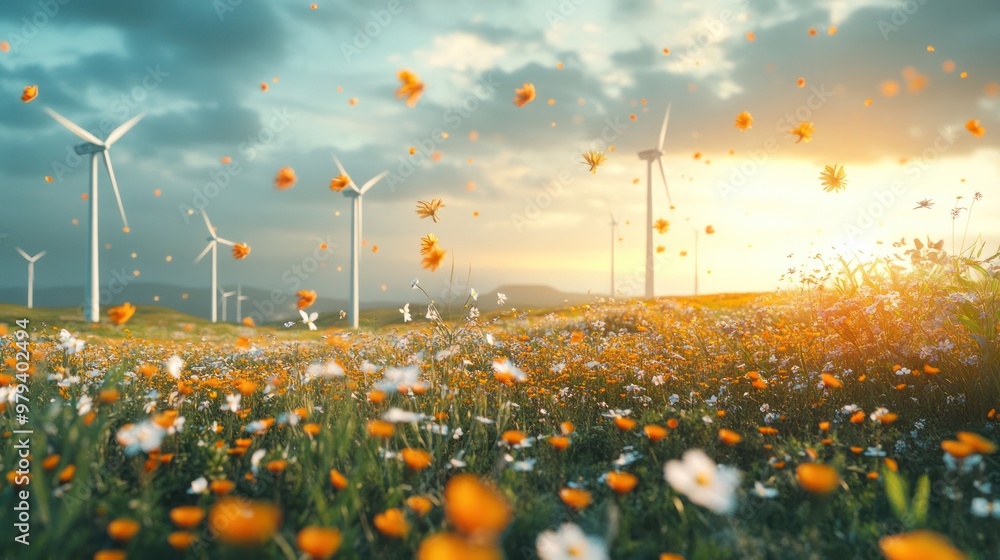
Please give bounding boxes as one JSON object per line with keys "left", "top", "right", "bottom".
{"left": 513, "top": 83, "right": 536, "bottom": 107}
{"left": 819, "top": 165, "right": 847, "bottom": 192}
{"left": 396, "top": 70, "right": 425, "bottom": 108}
{"left": 653, "top": 218, "right": 670, "bottom": 234}
{"left": 421, "top": 246, "right": 446, "bottom": 272}
{"left": 582, "top": 151, "right": 607, "bottom": 174}
{"left": 734, "top": 111, "right": 753, "bottom": 131}
{"left": 107, "top": 302, "right": 136, "bottom": 325}
{"left": 416, "top": 199, "right": 445, "bottom": 222}
{"left": 789, "top": 121, "right": 815, "bottom": 143}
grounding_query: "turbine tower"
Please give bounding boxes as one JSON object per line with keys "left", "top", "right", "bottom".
{"left": 236, "top": 284, "right": 249, "bottom": 323}
{"left": 636, "top": 103, "right": 674, "bottom": 299}
{"left": 194, "top": 211, "right": 237, "bottom": 323}
{"left": 45, "top": 107, "right": 143, "bottom": 322}
{"left": 219, "top": 288, "right": 235, "bottom": 322}
{"left": 15, "top": 248, "right": 46, "bottom": 309}
{"left": 332, "top": 155, "right": 388, "bottom": 330}
{"left": 608, "top": 210, "right": 617, "bottom": 298}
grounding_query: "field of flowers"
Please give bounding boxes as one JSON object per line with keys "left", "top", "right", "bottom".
{"left": 1, "top": 244, "right": 999, "bottom": 560}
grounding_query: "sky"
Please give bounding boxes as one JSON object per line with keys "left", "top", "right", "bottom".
{"left": 1, "top": 0, "right": 999, "bottom": 313}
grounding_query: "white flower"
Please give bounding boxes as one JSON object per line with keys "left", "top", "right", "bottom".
{"left": 58, "top": 329, "right": 85, "bottom": 354}
{"left": 382, "top": 407, "right": 425, "bottom": 423}
{"left": 470, "top": 288, "right": 478, "bottom": 300}
{"left": 250, "top": 449, "right": 267, "bottom": 475}
{"left": 304, "top": 360, "right": 345, "bottom": 382}
{"left": 188, "top": 476, "right": 208, "bottom": 494}
{"left": 376, "top": 365, "right": 424, "bottom": 392}
{"left": 869, "top": 407, "right": 891, "bottom": 422}
{"left": 536, "top": 523, "right": 609, "bottom": 560}
{"left": 971, "top": 497, "right": 1000, "bottom": 518}
{"left": 469, "top": 306, "right": 480, "bottom": 319}
{"left": 664, "top": 449, "right": 741, "bottom": 515}
{"left": 497, "top": 292, "right": 507, "bottom": 306}
{"left": 410, "top": 278, "right": 420, "bottom": 289}
{"left": 668, "top": 394, "right": 680, "bottom": 405}
{"left": 492, "top": 358, "right": 527, "bottom": 382}
{"left": 77, "top": 394, "right": 93, "bottom": 416}
{"left": 752, "top": 481, "right": 778, "bottom": 498}
{"left": 476, "top": 416, "right": 495, "bottom": 424}
{"left": 299, "top": 309, "right": 318, "bottom": 330}
{"left": 116, "top": 420, "right": 166, "bottom": 456}
{"left": 221, "top": 393, "right": 241, "bottom": 413}
{"left": 165, "top": 355, "right": 184, "bottom": 379}
{"left": 399, "top": 303, "right": 411, "bottom": 322}
{"left": 651, "top": 375, "right": 665, "bottom": 386}
{"left": 425, "top": 306, "right": 439, "bottom": 321}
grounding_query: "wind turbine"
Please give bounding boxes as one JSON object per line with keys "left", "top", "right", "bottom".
{"left": 194, "top": 211, "right": 237, "bottom": 323}
{"left": 608, "top": 210, "right": 618, "bottom": 298}
{"left": 45, "top": 107, "right": 144, "bottom": 322}
{"left": 636, "top": 103, "right": 674, "bottom": 299}
{"left": 332, "top": 155, "right": 388, "bottom": 329}
{"left": 15, "top": 248, "right": 46, "bottom": 309}
{"left": 219, "top": 288, "right": 236, "bottom": 322}
{"left": 236, "top": 284, "right": 249, "bottom": 323}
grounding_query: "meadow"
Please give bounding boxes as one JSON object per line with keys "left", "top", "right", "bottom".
{"left": 1, "top": 239, "right": 998, "bottom": 560}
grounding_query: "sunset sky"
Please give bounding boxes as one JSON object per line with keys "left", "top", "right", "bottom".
{"left": 1, "top": 0, "right": 998, "bottom": 311}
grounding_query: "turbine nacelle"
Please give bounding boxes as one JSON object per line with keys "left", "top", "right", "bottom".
{"left": 74, "top": 142, "right": 105, "bottom": 155}
{"left": 637, "top": 149, "right": 663, "bottom": 161}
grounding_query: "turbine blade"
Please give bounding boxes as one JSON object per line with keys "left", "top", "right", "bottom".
{"left": 195, "top": 242, "right": 213, "bottom": 263}
{"left": 657, "top": 103, "right": 672, "bottom": 152}
{"left": 105, "top": 112, "right": 145, "bottom": 146}
{"left": 332, "top": 155, "right": 360, "bottom": 193}
{"left": 657, "top": 157, "right": 674, "bottom": 209}
{"left": 103, "top": 151, "right": 130, "bottom": 230}
{"left": 45, "top": 107, "right": 103, "bottom": 146}
{"left": 15, "top": 247, "right": 30, "bottom": 260}
{"left": 359, "top": 171, "right": 388, "bottom": 195}
{"left": 215, "top": 237, "right": 236, "bottom": 247}
{"left": 33, "top": 251, "right": 46, "bottom": 261}
{"left": 202, "top": 211, "right": 217, "bottom": 239}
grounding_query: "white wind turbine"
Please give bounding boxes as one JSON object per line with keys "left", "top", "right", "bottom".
{"left": 15, "top": 248, "right": 46, "bottom": 309}
{"left": 608, "top": 209, "right": 618, "bottom": 298}
{"left": 194, "top": 211, "right": 237, "bottom": 323}
{"left": 219, "top": 288, "right": 236, "bottom": 323}
{"left": 236, "top": 284, "right": 249, "bottom": 323}
{"left": 45, "top": 107, "right": 144, "bottom": 322}
{"left": 636, "top": 103, "right": 674, "bottom": 299}
{"left": 332, "top": 155, "right": 388, "bottom": 330}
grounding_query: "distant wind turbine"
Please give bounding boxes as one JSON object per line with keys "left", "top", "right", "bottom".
{"left": 236, "top": 284, "right": 249, "bottom": 323}
{"left": 45, "top": 107, "right": 144, "bottom": 322}
{"left": 15, "top": 248, "right": 46, "bottom": 309}
{"left": 194, "top": 211, "right": 237, "bottom": 323}
{"left": 636, "top": 103, "right": 674, "bottom": 299}
{"left": 333, "top": 155, "right": 388, "bottom": 330}
{"left": 608, "top": 209, "right": 618, "bottom": 298}
{"left": 219, "top": 288, "right": 236, "bottom": 323}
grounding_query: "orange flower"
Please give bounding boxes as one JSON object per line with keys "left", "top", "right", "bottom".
{"left": 734, "top": 111, "right": 753, "bottom": 131}
{"left": 660, "top": 554, "right": 685, "bottom": 560}
{"left": 232, "top": 243, "right": 251, "bottom": 260}
{"left": 108, "top": 302, "right": 136, "bottom": 325}
{"left": 421, "top": 246, "right": 446, "bottom": 272}
{"left": 718, "top": 429, "right": 742, "bottom": 446}
{"left": 821, "top": 373, "right": 843, "bottom": 388}
{"left": 548, "top": 436, "right": 571, "bottom": 450}
{"left": 560, "top": 422, "right": 575, "bottom": 435}
{"left": 644, "top": 425, "right": 668, "bottom": 442}
{"left": 401, "top": 448, "right": 433, "bottom": 471}
{"left": 884, "top": 458, "right": 899, "bottom": 472}
{"left": 58, "top": 464, "right": 76, "bottom": 483}
{"left": 374, "top": 508, "right": 409, "bottom": 538}
{"left": 789, "top": 121, "right": 815, "bottom": 143}
{"left": 559, "top": 488, "right": 592, "bottom": 510}
{"left": 818, "top": 421, "right": 830, "bottom": 432}
{"left": 819, "top": 165, "right": 847, "bottom": 193}
{"left": 850, "top": 410, "right": 866, "bottom": 424}
{"left": 582, "top": 151, "right": 607, "bottom": 174}
{"left": 444, "top": 474, "right": 513, "bottom": 538}
{"left": 99, "top": 388, "right": 120, "bottom": 404}
{"left": 330, "top": 174, "right": 351, "bottom": 191}
{"left": 108, "top": 518, "right": 141, "bottom": 542}
{"left": 653, "top": 218, "right": 670, "bottom": 234}
{"left": 209, "top": 479, "right": 235, "bottom": 495}
{"left": 297, "top": 290, "right": 318, "bottom": 309}
{"left": 795, "top": 463, "right": 839, "bottom": 495}
{"left": 966, "top": 119, "right": 985, "bottom": 138}
{"left": 21, "top": 85, "right": 38, "bottom": 103}
{"left": 501, "top": 430, "right": 527, "bottom": 446}
{"left": 758, "top": 426, "right": 778, "bottom": 436}
{"left": 170, "top": 506, "right": 206, "bottom": 529}
{"left": 606, "top": 472, "right": 638, "bottom": 495}
{"left": 956, "top": 432, "right": 997, "bottom": 454}
{"left": 297, "top": 526, "right": 343, "bottom": 560}
{"left": 168, "top": 531, "right": 197, "bottom": 551}
{"left": 923, "top": 364, "right": 941, "bottom": 374}
{"left": 368, "top": 389, "right": 387, "bottom": 404}
{"left": 705, "top": 225, "right": 715, "bottom": 235}
{"left": 666, "top": 418, "right": 679, "bottom": 429}
{"left": 416, "top": 199, "right": 445, "bottom": 222}
{"left": 416, "top": 533, "right": 502, "bottom": 560}
{"left": 879, "top": 530, "right": 967, "bottom": 560}
{"left": 93, "top": 551, "right": 126, "bottom": 560}
{"left": 208, "top": 498, "right": 281, "bottom": 546}
{"left": 396, "top": 70, "right": 425, "bottom": 107}
{"left": 406, "top": 496, "right": 434, "bottom": 517}
{"left": 329, "top": 469, "right": 349, "bottom": 490}
{"left": 266, "top": 459, "right": 288, "bottom": 474}
{"left": 366, "top": 420, "right": 395, "bottom": 439}
{"left": 242, "top": 316, "right": 256, "bottom": 327}
{"left": 941, "top": 440, "right": 976, "bottom": 459}
{"left": 274, "top": 167, "right": 297, "bottom": 189}
{"left": 513, "top": 83, "right": 536, "bottom": 107}
{"left": 613, "top": 416, "right": 636, "bottom": 431}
